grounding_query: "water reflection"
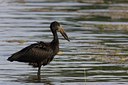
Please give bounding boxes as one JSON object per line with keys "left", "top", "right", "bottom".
{"left": 14, "top": 74, "right": 53, "bottom": 84}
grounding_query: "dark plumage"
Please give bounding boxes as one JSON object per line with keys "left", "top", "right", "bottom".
{"left": 7, "top": 21, "right": 69, "bottom": 79}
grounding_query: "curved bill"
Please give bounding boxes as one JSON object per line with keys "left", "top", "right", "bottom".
{"left": 58, "top": 26, "right": 70, "bottom": 41}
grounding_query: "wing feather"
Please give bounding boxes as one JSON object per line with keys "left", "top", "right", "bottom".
{"left": 7, "top": 42, "right": 54, "bottom": 63}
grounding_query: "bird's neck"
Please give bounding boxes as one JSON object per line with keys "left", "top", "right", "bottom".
{"left": 51, "top": 31, "right": 59, "bottom": 54}
{"left": 52, "top": 31, "right": 59, "bottom": 44}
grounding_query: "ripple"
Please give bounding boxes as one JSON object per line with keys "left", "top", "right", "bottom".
{"left": 0, "top": 0, "right": 128, "bottom": 85}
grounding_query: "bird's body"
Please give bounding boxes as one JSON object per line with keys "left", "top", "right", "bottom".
{"left": 8, "top": 41, "right": 58, "bottom": 66}
{"left": 7, "top": 21, "right": 69, "bottom": 79}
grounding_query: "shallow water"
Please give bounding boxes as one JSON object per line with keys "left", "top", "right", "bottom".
{"left": 0, "top": 0, "right": 128, "bottom": 85}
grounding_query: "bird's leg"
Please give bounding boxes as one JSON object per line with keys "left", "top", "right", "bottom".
{"left": 37, "top": 62, "right": 41, "bottom": 80}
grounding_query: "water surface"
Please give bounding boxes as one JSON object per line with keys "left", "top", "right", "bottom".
{"left": 0, "top": 0, "right": 128, "bottom": 85}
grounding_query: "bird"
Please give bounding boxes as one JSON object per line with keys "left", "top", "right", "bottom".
{"left": 7, "top": 21, "right": 70, "bottom": 79}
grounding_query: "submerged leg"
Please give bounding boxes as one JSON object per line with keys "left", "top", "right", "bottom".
{"left": 37, "top": 62, "right": 41, "bottom": 80}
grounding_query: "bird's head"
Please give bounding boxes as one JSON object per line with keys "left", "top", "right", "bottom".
{"left": 50, "top": 21, "right": 70, "bottom": 41}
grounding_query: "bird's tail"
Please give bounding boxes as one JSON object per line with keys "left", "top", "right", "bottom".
{"left": 7, "top": 56, "right": 14, "bottom": 62}
{"left": 7, "top": 52, "right": 20, "bottom": 62}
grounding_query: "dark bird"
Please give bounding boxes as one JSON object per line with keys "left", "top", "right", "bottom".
{"left": 7, "top": 21, "right": 70, "bottom": 79}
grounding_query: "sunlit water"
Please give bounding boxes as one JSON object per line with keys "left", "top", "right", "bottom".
{"left": 0, "top": 0, "right": 128, "bottom": 85}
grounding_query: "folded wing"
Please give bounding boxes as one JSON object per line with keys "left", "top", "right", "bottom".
{"left": 7, "top": 42, "right": 54, "bottom": 65}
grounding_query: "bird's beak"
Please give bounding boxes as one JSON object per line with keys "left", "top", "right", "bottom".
{"left": 58, "top": 26, "right": 70, "bottom": 41}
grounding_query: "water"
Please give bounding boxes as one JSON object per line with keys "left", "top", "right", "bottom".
{"left": 0, "top": 0, "right": 128, "bottom": 85}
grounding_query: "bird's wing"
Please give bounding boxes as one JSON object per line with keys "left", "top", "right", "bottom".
{"left": 8, "top": 42, "right": 53, "bottom": 62}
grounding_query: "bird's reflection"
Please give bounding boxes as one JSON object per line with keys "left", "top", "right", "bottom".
{"left": 12, "top": 73, "right": 53, "bottom": 84}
